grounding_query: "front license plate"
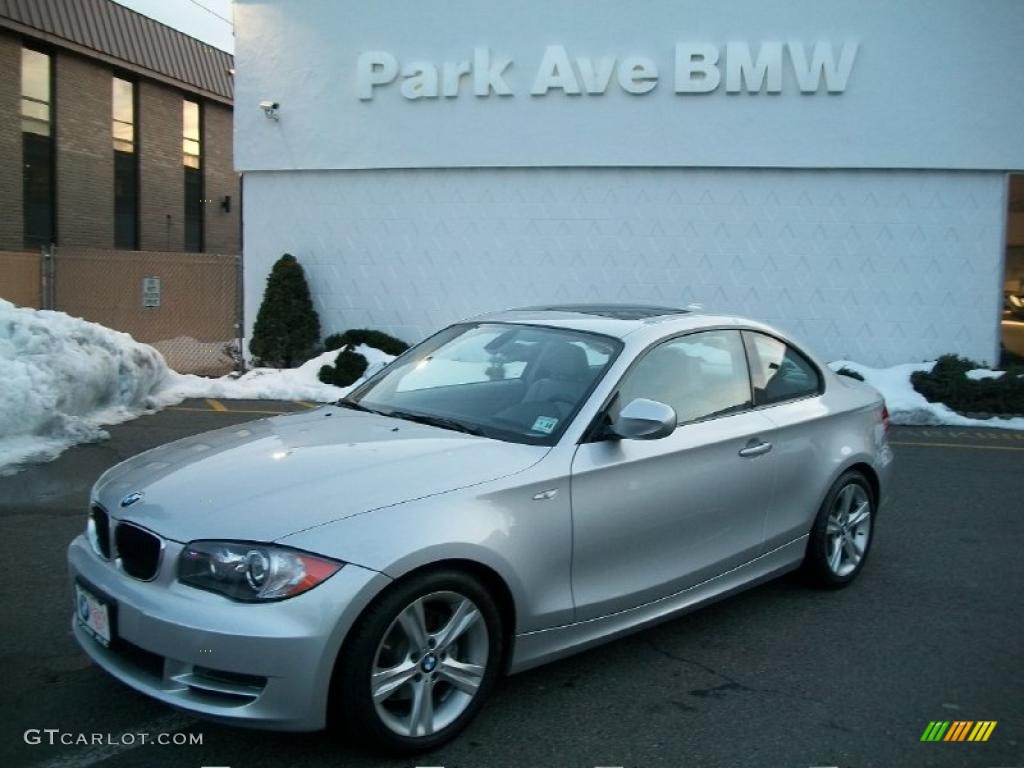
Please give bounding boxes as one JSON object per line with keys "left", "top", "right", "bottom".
{"left": 75, "top": 582, "right": 113, "bottom": 647}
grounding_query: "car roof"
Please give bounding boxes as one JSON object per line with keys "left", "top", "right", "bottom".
{"left": 469, "top": 304, "right": 750, "bottom": 340}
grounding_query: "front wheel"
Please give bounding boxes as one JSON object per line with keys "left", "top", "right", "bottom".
{"left": 802, "top": 471, "right": 876, "bottom": 588}
{"left": 334, "top": 569, "right": 503, "bottom": 753}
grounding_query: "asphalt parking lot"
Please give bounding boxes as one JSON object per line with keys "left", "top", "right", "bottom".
{"left": 1, "top": 400, "right": 1021, "bottom": 768}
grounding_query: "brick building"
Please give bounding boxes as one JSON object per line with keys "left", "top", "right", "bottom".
{"left": 0, "top": 0, "right": 239, "bottom": 254}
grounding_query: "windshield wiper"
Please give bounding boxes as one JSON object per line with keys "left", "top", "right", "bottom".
{"left": 383, "top": 410, "right": 487, "bottom": 437}
{"left": 335, "top": 398, "right": 381, "bottom": 414}
{"left": 336, "top": 400, "right": 486, "bottom": 436}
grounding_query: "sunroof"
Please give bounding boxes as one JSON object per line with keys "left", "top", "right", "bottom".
{"left": 522, "top": 304, "right": 690, "bottom": 320}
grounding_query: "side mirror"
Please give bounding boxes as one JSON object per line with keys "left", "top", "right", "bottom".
{"left": 608, "top": 398, "right": 677, "bottom": 440}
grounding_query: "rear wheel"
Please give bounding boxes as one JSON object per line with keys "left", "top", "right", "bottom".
{"left": 335, "top": 569, "right": 503, "bottom": 753}
{"left": 802, "top": 471, "right": 875, "bottom": 588}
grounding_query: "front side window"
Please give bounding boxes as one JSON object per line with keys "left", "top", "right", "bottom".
{"left": 348, "top": 323, "right": 621, "bottom": 445}
{"left": 21, "top": 47, "right": 54, "bottom": 247}
{"left": 113, "top": 77, "right": 137, "bottom": 248}
{"left": 744, "top": 332, "right": 822, "bottom": 406}
{"left": 613, "top": 330, "right": 752, "bottom": 424}
{"left": 182, "top": 99, "right": 203, "bottom": 251}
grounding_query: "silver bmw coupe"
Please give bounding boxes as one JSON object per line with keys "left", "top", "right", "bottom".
{"left": 68, "top": 304, "right": 893, "bottom": 752}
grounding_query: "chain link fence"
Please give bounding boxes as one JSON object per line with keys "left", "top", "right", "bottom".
{"left": 1, "top": 247, "right": 242, "bottom": 376}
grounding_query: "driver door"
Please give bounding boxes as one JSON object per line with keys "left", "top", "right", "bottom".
{"left": 570, "top": 329, "right": 778, "bottom": 621}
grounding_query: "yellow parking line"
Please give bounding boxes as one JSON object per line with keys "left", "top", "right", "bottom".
{"left": 295, "top": 400, "right": 317, "bottom": 409}
{"left": 898, "top": 429, "right": 1024, "bottom": 441}
{"left": 205, "top": 399, "right": 227, "bottom": 412}
{"left": 890, "top": 441, "right": 1024, "bottom": 452}
{"left": 169, "top": 406, "right": 285, "bottom": 415}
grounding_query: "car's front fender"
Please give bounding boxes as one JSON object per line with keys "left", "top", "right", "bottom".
{"left": 279, "top": 465, "right": 577, "bottom": 634}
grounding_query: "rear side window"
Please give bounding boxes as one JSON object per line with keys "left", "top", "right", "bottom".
{"left": 743, "top": 332, "right": 822, "bottom": 406}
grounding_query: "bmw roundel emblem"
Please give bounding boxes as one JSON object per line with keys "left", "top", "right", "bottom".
{"left": 120, "top": 491, "right": 144, "bottom": 508}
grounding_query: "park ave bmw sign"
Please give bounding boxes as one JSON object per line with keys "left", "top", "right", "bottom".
{"left": 357, "top": 42, "right": 859, "bottom": 100}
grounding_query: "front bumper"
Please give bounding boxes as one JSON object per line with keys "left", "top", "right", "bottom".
{"left": 67, "top": 534, "right": 390, "bottom": 730}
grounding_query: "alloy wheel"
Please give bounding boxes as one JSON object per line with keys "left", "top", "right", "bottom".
{"left": 824, "top": 483, "right": 872, "bottom": 577}
{"left": 371, "top": 590, "right": 489, "bottom": 738}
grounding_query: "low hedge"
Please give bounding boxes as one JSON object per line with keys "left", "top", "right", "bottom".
{"left": 1001, "top": 345, "right": 1024, "bottom": 370}
{"left": 835, "top": 366, "right": 864, "bottom": 381}
{"left": 323, "top": 329, "right": 409, "bottom": 357}
{"left": 318, "top": 348, "right": 368, "bottom": 388}
{"left": 910, "top": 354, "right": 1024, "bottom": 417}
{"left": 318, "top": 328, "right": 409, "bottom": 388}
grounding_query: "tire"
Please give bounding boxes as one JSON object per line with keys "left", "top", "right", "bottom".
{"left": 801, "top": 470, "right": 876, "bottom": 589}
{"left": 333, "top": 568, "right": 504, "bottom": 753}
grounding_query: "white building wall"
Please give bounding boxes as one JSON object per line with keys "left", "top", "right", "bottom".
{"left": 234, "top": 0, "right": 1024, "bottom": 172}
{"left": 243, "top": 167, "right": 1006, "bottom": 367}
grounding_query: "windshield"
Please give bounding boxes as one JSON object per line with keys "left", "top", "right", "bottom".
{"left": 345, "top": 323, "right": 621, "bottom": 445}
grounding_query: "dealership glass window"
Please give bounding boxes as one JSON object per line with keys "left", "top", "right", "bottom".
{"left": 743, "top": 332, "right": 822, "bottom": 406}
{"left": 182, "top": 99, "right": 203, "bottom": 251}
{"left": 22, "top": 47, "right": 54, "bottom": 247}
{"left": 112, "top": 77, "right": 137, "bottom": 249}
{"left": 614, "top": 330, "right": 752, "bottom": 424}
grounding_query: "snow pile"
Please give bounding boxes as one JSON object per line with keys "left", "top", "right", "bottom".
{"left": 965, "top": 369, "right": 1005, "bottom": 381}
{"left": 828, "top": 360, "right": 1024, "bottom": 430}
{"left": 0, "top": 299, "right": 171, "bottom": 472}
{"left": 0, "top": 301, "right": 394, "bottom": 474}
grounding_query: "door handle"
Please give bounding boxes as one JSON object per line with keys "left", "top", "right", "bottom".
{"left": 738, "top": 439, "right": 772, "bottom": 458}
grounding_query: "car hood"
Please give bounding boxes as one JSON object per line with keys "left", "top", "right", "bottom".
{"left": 94, "top": 406, "right": 547, "bottom": 544}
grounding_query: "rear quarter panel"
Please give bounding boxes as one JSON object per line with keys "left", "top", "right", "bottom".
{"left": 759, "top": 371, "right": 891, "bottom": 550}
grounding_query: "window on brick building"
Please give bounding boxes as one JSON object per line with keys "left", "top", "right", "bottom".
{"left": 182, "top": 98, "right": 203, "bottom": 252}
{"left": 22, "top": 47, "right": 54, "bottom": 248}
{"left": 113, "top": 77, "right": 138, "bottom": 249}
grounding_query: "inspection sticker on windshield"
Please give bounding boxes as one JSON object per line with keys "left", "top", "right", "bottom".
{"left": 531, "top": 416, "right": 558, "bottom": 434}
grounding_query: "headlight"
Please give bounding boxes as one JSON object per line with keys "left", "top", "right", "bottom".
{"left": 178, "top": 541, "right": 342, "bottom": 602}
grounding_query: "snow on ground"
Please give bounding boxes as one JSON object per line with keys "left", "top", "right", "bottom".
{"left": 966, "top": 368, "right": 1005, "bottom": 381}
{"left": 0, "top": 301, "right": 392, "bottom": 474}
{"left": 155, "top": 346, "right": 393, "bottom": 405}
{"left": 828, "top": 360, "right": 1024, "bottom": 430}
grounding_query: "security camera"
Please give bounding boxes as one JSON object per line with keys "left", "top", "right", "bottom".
{"left": 259, "top": 100, "right": 280, "bottom": 120}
